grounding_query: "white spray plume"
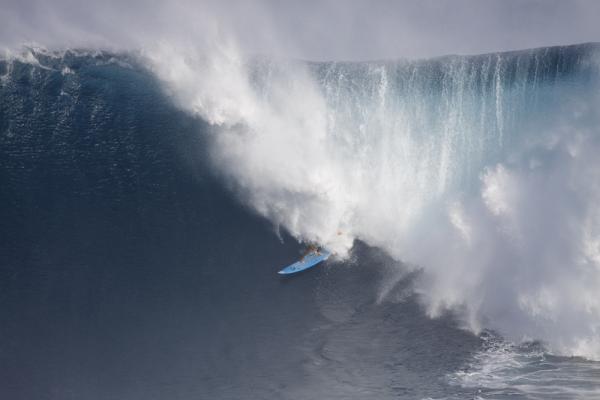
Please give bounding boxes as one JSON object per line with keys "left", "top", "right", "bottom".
{"left": 145, "top": 40, "right": 355, "bottom": 254}
{"left": 147, "top": 38, "right": 600, "bottom": 360}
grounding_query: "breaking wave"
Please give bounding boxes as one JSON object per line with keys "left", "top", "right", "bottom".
{"left": 3, "top": 42, "right": 600, "bottom": 361}
{"left": 145, "top": 42, "right": 600, "bottom": 359}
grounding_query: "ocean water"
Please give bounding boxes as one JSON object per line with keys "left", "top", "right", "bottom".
{"left": 1, "top": 44, "right": 600, "bottom": 399}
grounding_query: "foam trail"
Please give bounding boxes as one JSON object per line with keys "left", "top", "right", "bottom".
{"left": 147, "top": 42, "right": 600, "bottom": 359}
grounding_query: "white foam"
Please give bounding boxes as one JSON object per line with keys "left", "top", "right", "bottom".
{"left": 147, "top": 41, "right": 600, "bottom": 360}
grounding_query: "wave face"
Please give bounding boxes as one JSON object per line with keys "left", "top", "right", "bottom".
{"left": 2, "top": 44, "right": 600, "bottom": 399}
{"left": 149, "top": 43, "right": 600, "bottom": 358}
{"left": 0, "top": 49, "right": 489, "bottom": 400}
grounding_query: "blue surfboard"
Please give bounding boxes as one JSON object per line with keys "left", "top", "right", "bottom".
{"left": 278, "top": 250, "right": 331, "bottom": 275}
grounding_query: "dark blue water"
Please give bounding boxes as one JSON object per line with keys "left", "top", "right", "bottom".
{"left": 1, "top": 48, "right": 599, "bottom": 399}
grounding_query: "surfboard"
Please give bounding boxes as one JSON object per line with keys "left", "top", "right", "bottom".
{"left": 278, "top": 250, "right": 331, "bottom": 275}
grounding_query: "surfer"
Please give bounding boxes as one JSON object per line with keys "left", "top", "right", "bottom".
{"left": 301, "top": 244, "right": 320, "bottom": 260}
{"left": 278, "top": 244, "right": 330, "bottom": 275}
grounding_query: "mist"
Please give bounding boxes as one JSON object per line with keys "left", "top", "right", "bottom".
{"left": 2, "top": 0, "right": 600, "bottom": 60}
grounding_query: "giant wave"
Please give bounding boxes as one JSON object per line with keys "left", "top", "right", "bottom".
{"left": 2, "top": 42, "right": 600, "bottom": 362}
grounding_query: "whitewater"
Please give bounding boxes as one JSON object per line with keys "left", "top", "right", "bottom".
{"left": 2, "top": 42, "right": 600, "bottom": 399}
{"left": 146, "top": 42, "right": 600, "bottom": 358}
